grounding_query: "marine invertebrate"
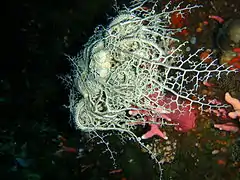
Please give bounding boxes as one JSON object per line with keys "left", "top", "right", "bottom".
{"left": 66, "top": 0, "right": 237, "bottom": 176}
{"left": 214, "top": 92, "right": 240, "bottom": 132}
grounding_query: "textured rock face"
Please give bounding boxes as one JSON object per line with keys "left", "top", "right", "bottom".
{"left": 217, "top": 19, "right": 240, "bottom": 51}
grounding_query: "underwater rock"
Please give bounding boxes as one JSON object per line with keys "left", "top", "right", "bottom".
{"left": 217, "top": 18, "right": 240, "bottom": 51}
{"left": 216, "top": 19, "right": 240, "bottom": 67}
